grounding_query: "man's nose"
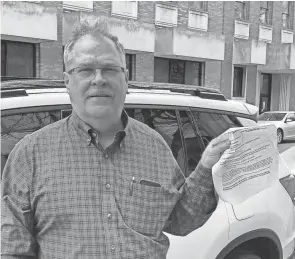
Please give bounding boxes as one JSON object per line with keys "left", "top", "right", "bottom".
{"left": 92, "top": 68, "right": 105, "bottom": 83}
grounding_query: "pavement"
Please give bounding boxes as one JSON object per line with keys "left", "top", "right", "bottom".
{"left": 278, "top": 139, "right": 295, "bottom": 153}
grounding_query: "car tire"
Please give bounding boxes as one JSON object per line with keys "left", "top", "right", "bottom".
{"left": 225, "top": 249, "right": 262, "bottom": 259}
{"left": 277, "top": 129, "right": 283, "bottom": 144}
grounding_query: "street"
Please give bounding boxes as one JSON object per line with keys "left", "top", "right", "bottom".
{"left": 278, "top": 140, "right": 295, "bottom": 153}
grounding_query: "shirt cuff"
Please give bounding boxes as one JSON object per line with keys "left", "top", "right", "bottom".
{"left": 180, "top": 162, "right": 217, "bottom": 216}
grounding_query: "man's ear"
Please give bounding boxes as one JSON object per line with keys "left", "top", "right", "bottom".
{"left": 63, "top": 72, "right": 70, "bottom": 93}
{"left": 125, "top": 69, "right": 129, "bottom": 83}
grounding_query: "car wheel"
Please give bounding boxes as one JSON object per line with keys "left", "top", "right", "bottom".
{"left": 277, "top": 129, "right": 283, "bottom": 144}
{"left": 225, "top": 249, "right": 262, "bottom": 259}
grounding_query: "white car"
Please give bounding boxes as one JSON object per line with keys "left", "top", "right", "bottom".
{"left": 258, "top": 111, "right": 295, "bottom": 144}
{"left": 1, "top": 79, "right": 295, "bottom": 259}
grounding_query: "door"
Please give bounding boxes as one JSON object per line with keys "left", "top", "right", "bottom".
{"left": 259, "top": 73, "right": 272, "bottom": 114}
{"left": 284, "top": 112, "right": 295, "bottom": 138}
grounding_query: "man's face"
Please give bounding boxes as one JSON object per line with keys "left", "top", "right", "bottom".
{"left": 64, "top": 34, "right": 128, "bottom": 121}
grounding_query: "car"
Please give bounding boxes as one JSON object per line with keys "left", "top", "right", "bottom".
{"left": 1, "top": 78, "right": 295, "bottom": 259}
{"left": 281, "top": 146, "right": 295, "bottom": 176}
{"left": 258, "top": 111, "right": 295, "bottom": 144}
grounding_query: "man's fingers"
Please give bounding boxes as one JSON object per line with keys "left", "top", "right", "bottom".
{"left": 213, "top": 140, "right": 231, "bottom": 154}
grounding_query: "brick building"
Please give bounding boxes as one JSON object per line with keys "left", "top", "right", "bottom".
{"left": 1, "top": 1, "right": 295, "bottom": 112}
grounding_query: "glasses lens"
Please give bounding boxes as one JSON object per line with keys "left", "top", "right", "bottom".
{"left": 76, "top": 67, "right": 95, "bottom": 78}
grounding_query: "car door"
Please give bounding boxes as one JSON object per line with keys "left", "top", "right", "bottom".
{"left": 284, "top": 112, "right": 295, "bottom": 138}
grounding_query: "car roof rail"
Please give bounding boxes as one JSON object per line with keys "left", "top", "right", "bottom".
{"left": 1, "top": 76, "right": 47, "bottom": 82}
{"left": 128, "top": 81, "right": 227, "bottom": 101}
{"left": 1, "top": 79, "right": 227, "bottom": 101}
{"left": 1, "top": 79, "right": 66, "bottom": 91}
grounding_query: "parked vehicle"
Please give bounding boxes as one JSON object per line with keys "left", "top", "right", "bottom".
{"left": 1, "top": 78, "right": 295, "bottom": 259}
{"left": 258, "top": 111, "right": 295, "bottom": 144}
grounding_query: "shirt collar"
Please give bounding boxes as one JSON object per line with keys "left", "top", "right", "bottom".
{"left": 70, "top": 109, "right": 130, "bottom": 144}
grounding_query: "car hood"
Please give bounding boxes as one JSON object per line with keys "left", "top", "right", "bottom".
{"left": 257, "top": 121, "right": 282, "bottom": 128}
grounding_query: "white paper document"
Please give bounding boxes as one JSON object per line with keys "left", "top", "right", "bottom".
{"left": 212, "top": 124, "right": 279, "bottom": 205}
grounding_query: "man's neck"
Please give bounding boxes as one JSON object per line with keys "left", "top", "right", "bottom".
{"left": 86, "top": 115, "right": 124, "bottom": 148}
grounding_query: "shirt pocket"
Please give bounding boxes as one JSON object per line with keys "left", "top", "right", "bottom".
{"left": 114, "top": 175, "right": 181, "bottom": 238}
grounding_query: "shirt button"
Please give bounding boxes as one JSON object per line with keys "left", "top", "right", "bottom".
{"left": 107, "top": 213, "right": 112, "bottom": 219}
{"left": 111, "top": 245, "right": 116, "bottom": 251}
{"left": 104, "top": 154, "right": 109, "bottom": 159}
{"left": 105, "top": 183, "right": 111, "bottom": 189}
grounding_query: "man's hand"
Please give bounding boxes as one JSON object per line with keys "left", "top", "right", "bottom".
{"left": 200, "top": 133, "right": 231, "bottom": 169}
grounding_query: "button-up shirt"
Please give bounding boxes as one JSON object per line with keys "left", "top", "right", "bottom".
{"left": 1, "top": 110, "right": 217, "bottom": 259}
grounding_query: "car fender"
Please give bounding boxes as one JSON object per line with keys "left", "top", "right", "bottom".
{"left": 166, "top": 200, "right": 230, "bottom": 259}
{"left": 215, "top": 228, "right": 283, "bottom": 259}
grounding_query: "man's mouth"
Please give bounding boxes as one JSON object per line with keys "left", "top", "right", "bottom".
{"left": 88, "top": 93, "right": 111, "bottom": 98}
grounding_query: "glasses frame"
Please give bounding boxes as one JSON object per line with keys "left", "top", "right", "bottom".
{"left": 67, "top": 66, "right": 125, "bottom": 79}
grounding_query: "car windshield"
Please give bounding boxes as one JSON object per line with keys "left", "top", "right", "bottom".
{"left": 258, "top": 112, "right": 286, "bottom": 121}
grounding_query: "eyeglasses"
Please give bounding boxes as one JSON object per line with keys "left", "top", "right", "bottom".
{"left": 67, "top": 66, "right": 125, "bottom": 80}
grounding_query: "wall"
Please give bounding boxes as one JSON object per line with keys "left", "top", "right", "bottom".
{"left": 39, "top": 2, "right": 63, "bottom": 79}
{"left": 204, "top": 61, "right": 221, "bottom": 89}
{"left": 221, "top": 2, "right": 234, "bottom": 99}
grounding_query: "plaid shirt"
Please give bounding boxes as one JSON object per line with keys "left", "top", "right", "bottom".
{"left": 1, "top": 110, "right": 217, "bottom": 259}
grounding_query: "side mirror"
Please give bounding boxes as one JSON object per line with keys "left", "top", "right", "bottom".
{"left": 285, "top": 118, "right": 292, "bottom": 123}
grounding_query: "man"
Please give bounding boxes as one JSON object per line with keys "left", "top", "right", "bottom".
{"left": 1, "top": 20, "right": 230, "bottom": 258}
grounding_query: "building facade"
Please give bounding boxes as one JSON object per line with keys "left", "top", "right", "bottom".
{"left": 1, "top": 1, "right": 295, "bottom": 112}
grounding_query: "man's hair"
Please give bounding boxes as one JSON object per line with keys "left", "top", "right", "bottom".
{"left": 64, "top": 19, "right": 126, "bottom": 71}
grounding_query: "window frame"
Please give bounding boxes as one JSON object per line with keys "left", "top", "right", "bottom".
{"left": 232, "top": 66, "right": 246, "bottom": 98}
{"left": 126, "top": 53, "right": 136, "bottom": 81}
{"left": 282, "top": 1, "right": 294, "bottom": 30}
{"left": 235, "top": 1, "right": 249, "bottom": 20}
{"left": 259, "top": 1, "right": 273, "bottom": 25}
{"left": 1, "top": 40, "right": 36, "bottom": 77}
{"left": 190, "top": 1, "right": 208, "bottom": 12}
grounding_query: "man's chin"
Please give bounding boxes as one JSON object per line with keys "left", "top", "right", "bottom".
{"left": 86, "top": 106, "right": 112, "bottom": 118}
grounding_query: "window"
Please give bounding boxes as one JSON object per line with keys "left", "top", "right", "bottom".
{"left": 260, "top": 1, "right": 272, "bottom": 24}
{"left": 286, "top": 113, "right": 295, "bottom": 121}
{"left": 191, "top": 111, "right": 241, "bottom": 145}
{"left": 235, "top": 1, "right": 249, "bottom": 20}
{"left": 1, "top": 41, "right": 35, "bottom": 77}
{"left": 125, "top": 108, "right": 204, "bottom": 176}
{"left": 63, "top": 45, "right": 65, "bottom": 72}
{"left": 282, "top": 1, "right": 294, "bottom": 30}
{"left": 233, "top": 66, "right": 245, "bottom": 97}
{"left": 169, "top": 59, "right": 185, "bottom": 84}
{"left": 190, "top": 1, "right": 208, "bottom": 11}
{"left": 126, "top": 54, "right": 136, "bottom": 81}
{"left": 1, "top": 109, "right": 65, "bottom": 173}
{"left": 126, "top": 108, "right": 186, "bottom": 173}
{"left": 154, "top": 58, "right": 204, "bottom": 86}
{"left": 178, "top": 111, "right": 204, "bottom": 176}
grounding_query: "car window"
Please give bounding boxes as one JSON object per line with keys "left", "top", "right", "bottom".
{"left": 126, "top": 108, "right": 186, "bottom": 173}
{"left": 191, "top": 111, "right": 241, "bottom": 144}
{"left": 287, "top": 113, "right": 295, "bottom": 121}
{"left": 1, "top": 109, "right": 71, "bottom": 174}
{"left": 258, "top": 112, "right": 286, "bottom": 121}
{"left": 178, "top": 111, "right": 204, "bottom": 176}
